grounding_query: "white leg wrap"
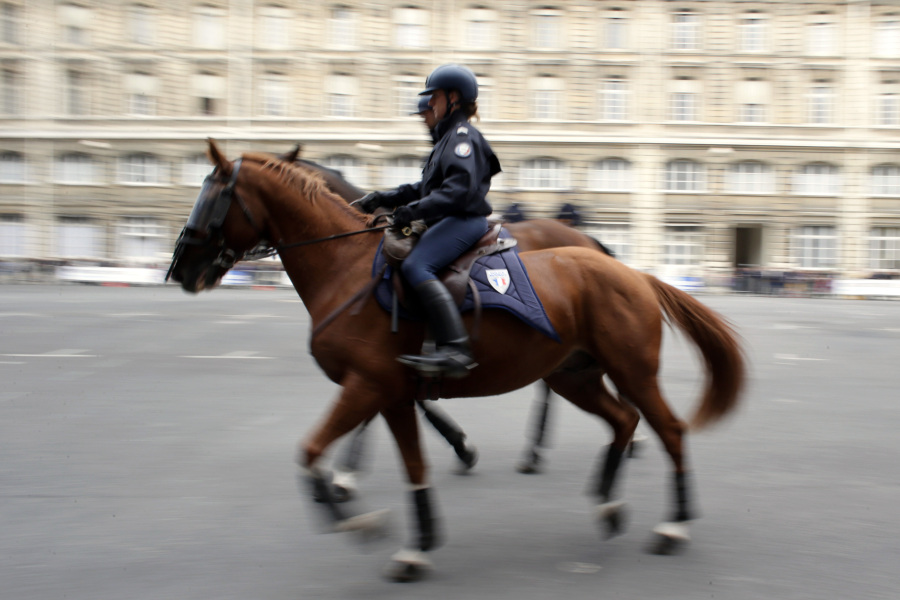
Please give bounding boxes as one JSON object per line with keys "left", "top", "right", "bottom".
{"left": 335, "top": 508, "right": 390, "bottom": 533}
{"left": 595, "top": 500, "right": 626, "bottom": 519}
{"left": 391, "top": 548, "right": 433, "bottom": 568}
{"left": 652, "top": 521, "right": 691, "bottom": 541}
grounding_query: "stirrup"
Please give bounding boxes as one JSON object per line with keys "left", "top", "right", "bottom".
{"left": 397, "top": 349, "right": 477, "bottom": 378}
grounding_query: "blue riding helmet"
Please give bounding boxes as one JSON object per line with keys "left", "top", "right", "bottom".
{"left": 409, "top": 95, "right": 432, "bottom": 115}
{"left": 420, "top": 64, "right": 478, "bottom": 103}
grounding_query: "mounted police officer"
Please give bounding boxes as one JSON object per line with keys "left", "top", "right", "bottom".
{"left": 355, "top": 64, "right": 502, "bottom": 378}
{"left": 411, "top": 95, "right": 439, "bottom": 143}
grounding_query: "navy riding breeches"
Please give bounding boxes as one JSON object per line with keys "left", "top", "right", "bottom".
{"left": 400, "top": 215, "right": 489, "bottom": 288}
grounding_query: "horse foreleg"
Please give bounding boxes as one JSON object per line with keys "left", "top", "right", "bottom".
{"left": 417, "top": 400, "right": 478, "bottom": 471}
{"left": 297, "top": 374, "right": 389, "bottom": 539}
{"left": 381, "top": 401, "right": 440, "bottom": 582}
{"left": 516, "top": 380, "right": 553, "bottom": 474}
{"left": 327, "top": 416, "right": 378, "bottom": 503}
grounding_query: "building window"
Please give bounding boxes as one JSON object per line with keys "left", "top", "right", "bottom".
{"left": 871, "top": 165, "right": 900, "bottom": 196}
{"left": 127, "top": 4, "right": 155, "bottom": 45}
{"left": 665, "top": 159, "right": 705, "bottom": 192}
{"left": 258, "top": 5, "right": 289, "bottom": 49}
{"left": 875, "top": 15, "right": 899, "bottom": 58}
{"left": 393, "top": 75, "right": 420, "bottom": 117}
{"left": 671, "top": 10, "right": 700, "bottom": 50}
{"left": 727, "top": 161, "right": 773, "bottom": 194}
{"left": 807, "top": 82, "right": 833, "bottom": 124}
{"left": 1, "top": 67, "right": 19, "bottom": 115}
{"left": 118, "top": 217, "right": 165, "bottom": 262}
{"left": 604, "top": 9, "right": 627, "bottom": 50}
{"left": 792, "top": 226, "right": 837, "bottom": 269}
{"left": 59, "top": 3, "right": 91, "bottom": 45}
{"left": 464, "top": 7, "right": 496, "bottom": 49}
{"left": 56, "top": 216, "right": 104, "bottom": 259}
{"left": 0, "top": 151, "right": 24, "bottom": 183}
{"left": 381, "top": 156, "right": 421, "bottom": 188}
{"left": 588, "top": 223, "right": 631, "bottom": 263}
{"left": 476, "top": 74, "right": 493, "bottom": 119}
{"left": 322, "top": 155, "right": 368, "bottom": 188}
{"left": 794, "top": 163, "right": 840, "bottom": 195}
{"left": 529, "top": 75, "right": 562, "bottom": 120}
{"left": 519, "top": 158, "right": 568, "bottom": 189}
{"left": 869, "top": 227, "right": 900, "bottom": 270}
{"left": 739, "top": 12, "right": 766, "bottom": 52}
{"left": 532, "top": 8, "right": 562, "bottom": 49}
{"left": 55, "top": 153, "right": 96, "bottom": 184}
{"left": 328, "top": 6, "right": 356, "bottom": 48}
{"left": 878, "top": 90, "right": 899, "bottom": 126}
{"left": 65, "top": 69, "right": 88, "bottom": 115}
{"left": 663, "top": 225, "right": 703, "bottom": 267}
{"left": 126, "top": 72, "right": 157, "bottom": 116}
{"left": 806, "top": 14, "right": 836, "bottom": 56}
{"left": 670, "top": 77, "right": 699, "bottom": 121}
{"left": 393, "top": 7, "right": 427, "bottom": 48}
{"left": 193, "top": 6, "right": 225, "bottom": 49}
{"left": 182, "top": 154, "right": 211, "bottom": 186}
{"left": 193, "top": 72, "right": 225, "bottom": 116}
{"left": 0, "top": 213, "right": 26, "bottom": 257}
{"left": 2, "top": 2, "right": 21, "bottom": 44}
{"left": 325, "top": 73, "right": 357, "bottom": 118}
{"left": 588, "top": 158, "right": 631, "bottom": 191}
{"left": 736, "top": 78, "right": 769, "bottom": 123}
{"left": 260, "top": 72, "right": 288, "bottom": 117}
{"left": 119, "top": 154, "right": 168, "bottom": 185}
{"left": 600, "top": 76, "right": 628, "bottom": 121}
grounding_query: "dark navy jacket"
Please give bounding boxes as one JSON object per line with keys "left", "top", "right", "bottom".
{"left": 376, "top": 110, "right": 501, "bottom": 224}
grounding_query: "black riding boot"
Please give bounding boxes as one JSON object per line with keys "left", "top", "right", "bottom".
{"left": 398, "top": 279, "right": 476, "bottom": 378}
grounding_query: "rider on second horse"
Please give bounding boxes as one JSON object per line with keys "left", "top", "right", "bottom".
{"left": 355, "top": 64, "right": 502, "bottom": 378}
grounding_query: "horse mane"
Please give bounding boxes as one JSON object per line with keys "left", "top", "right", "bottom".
{"left": 240, "top": 151, "right": 368, "bottom": 225}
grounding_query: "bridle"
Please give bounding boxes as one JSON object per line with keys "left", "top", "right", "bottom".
{"left": 166, "top": 158, "right": 391, "bottom": 282}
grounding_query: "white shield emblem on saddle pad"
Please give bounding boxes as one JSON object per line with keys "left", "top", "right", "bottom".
{"left": 486, "top": 269, "right": 510, "bottom": 294}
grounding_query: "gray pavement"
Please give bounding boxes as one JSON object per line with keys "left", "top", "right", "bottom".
{"left": 1, "top": 285, "right": 897, "bottom": 600}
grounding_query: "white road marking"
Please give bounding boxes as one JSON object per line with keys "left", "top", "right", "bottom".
{"left": 774, "top": 353, "right": 826, "bottom": 361}
{"left": 1, "top": 349, "right": 98, "bottom": 358}
{"left": 179, "top": 350, "right": 273, "bottom": 360}
{"left": 0, "top": 312, "right": 40, "bottom": 317}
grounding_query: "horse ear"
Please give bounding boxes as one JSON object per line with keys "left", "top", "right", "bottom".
{"left": 286, "top": 144, "right": 301, "bottom": 163}
{"left": 206, "top": 138, "right": 230, "bottom": 174}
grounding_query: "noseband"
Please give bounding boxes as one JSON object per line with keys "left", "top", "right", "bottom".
{"left": 166, "top": 159, "right": 262, "bottom": 281}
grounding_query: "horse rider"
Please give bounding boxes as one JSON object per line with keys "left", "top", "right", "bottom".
{"left": 411, "top": 94, "right": 439, "bottom": 143}
{"left": 355, "top": 64, "right": 502, "bottom": 378}
{"left": 502, "top": 202, "right": 527, "bottom": 223}
{"left": 555, "top": 202, "right": 583, "bottom": 228}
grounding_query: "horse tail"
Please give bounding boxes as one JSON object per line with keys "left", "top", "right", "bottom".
{"left": 644, "top": 274, "right": 746, "bottom": 430}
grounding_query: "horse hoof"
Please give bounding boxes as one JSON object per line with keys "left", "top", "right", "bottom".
{"left": 647, "top": 522, "right": 690, "bottom": 555}
{"left": 456, "top": 445, "right": 478, "bottom": 472}
{"left": 330, "top": 470, "right": 358, "bottom": 503}
{"left": 385, "top": 548, "right": 433, "bottom": 582}
{"left": 595, "top": 501, "right": 628, "bottom": 539}
{"left": 515, "top": 451, "right": 542, "bottom": 474}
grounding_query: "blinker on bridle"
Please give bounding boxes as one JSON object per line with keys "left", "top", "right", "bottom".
{"left": 165, "top": 158, "right": 391, "bottom": 282}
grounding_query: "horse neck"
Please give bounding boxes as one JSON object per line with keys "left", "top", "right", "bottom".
{"left": 250, "top": 167, "right": 376, "bottom": 314}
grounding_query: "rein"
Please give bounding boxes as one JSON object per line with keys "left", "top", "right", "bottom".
{"left": 246, "top": 222, "right": 392, "bottom": 261}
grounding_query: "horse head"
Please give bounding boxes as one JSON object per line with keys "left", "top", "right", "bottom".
{"left": 167, "top": 139, "right": 281, "bottom": 293}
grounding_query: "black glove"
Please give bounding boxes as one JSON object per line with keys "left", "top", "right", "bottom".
{"left": 391, "top": 206, "right": 414, "bottom": 229}
{"left": 352, "top": 192, "right": 382, "bottom": 214}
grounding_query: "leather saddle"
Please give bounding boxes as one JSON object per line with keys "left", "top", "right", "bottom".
{"left": 389, "top": 218, "right": 517, "bottom": 310}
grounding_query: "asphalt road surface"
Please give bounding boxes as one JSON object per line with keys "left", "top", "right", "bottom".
{"left": 1, "top": 285, "right": 896, "bottom": 600}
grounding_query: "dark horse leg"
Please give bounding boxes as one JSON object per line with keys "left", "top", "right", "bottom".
{"left": 516, "top": 381, "right": 553, "bottom": 474}
{"left": 380, "top": 400, "right": 441, "bottom": 582}
{"left": 417, "top": 400, "right": 478, "bottom": 470}
{"left": 544, "top": 366, "right": 639, "bottom": 539}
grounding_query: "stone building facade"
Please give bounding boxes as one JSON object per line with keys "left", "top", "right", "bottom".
{"left": 1, "top": 0, "right": 899, "bottom": 278}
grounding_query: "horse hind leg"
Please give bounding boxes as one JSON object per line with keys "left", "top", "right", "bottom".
{"left": 610, "top": 373, "right": 694, "bottom": 555}
{"left": 516, "top": 380, "right": 553, "bottom": 474}
{"left": 544, "top": 366, "right": 639, "bottom": 539}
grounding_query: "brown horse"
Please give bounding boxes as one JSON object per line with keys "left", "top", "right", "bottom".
{"left": 291, "top": 153, "right": 615, "bottom": 479}
{"left": 168, "top": 141, "right": 745, "bottom": 581}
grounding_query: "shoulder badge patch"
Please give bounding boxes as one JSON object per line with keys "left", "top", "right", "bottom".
{"left": 456, "top": 125, "right": 469, "bottom": 135}
{"left": 454, "top": 142, "right": 472, "bottom": 158}
{"left": 486, "top": 269, "right": 510, "bottom": 294}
